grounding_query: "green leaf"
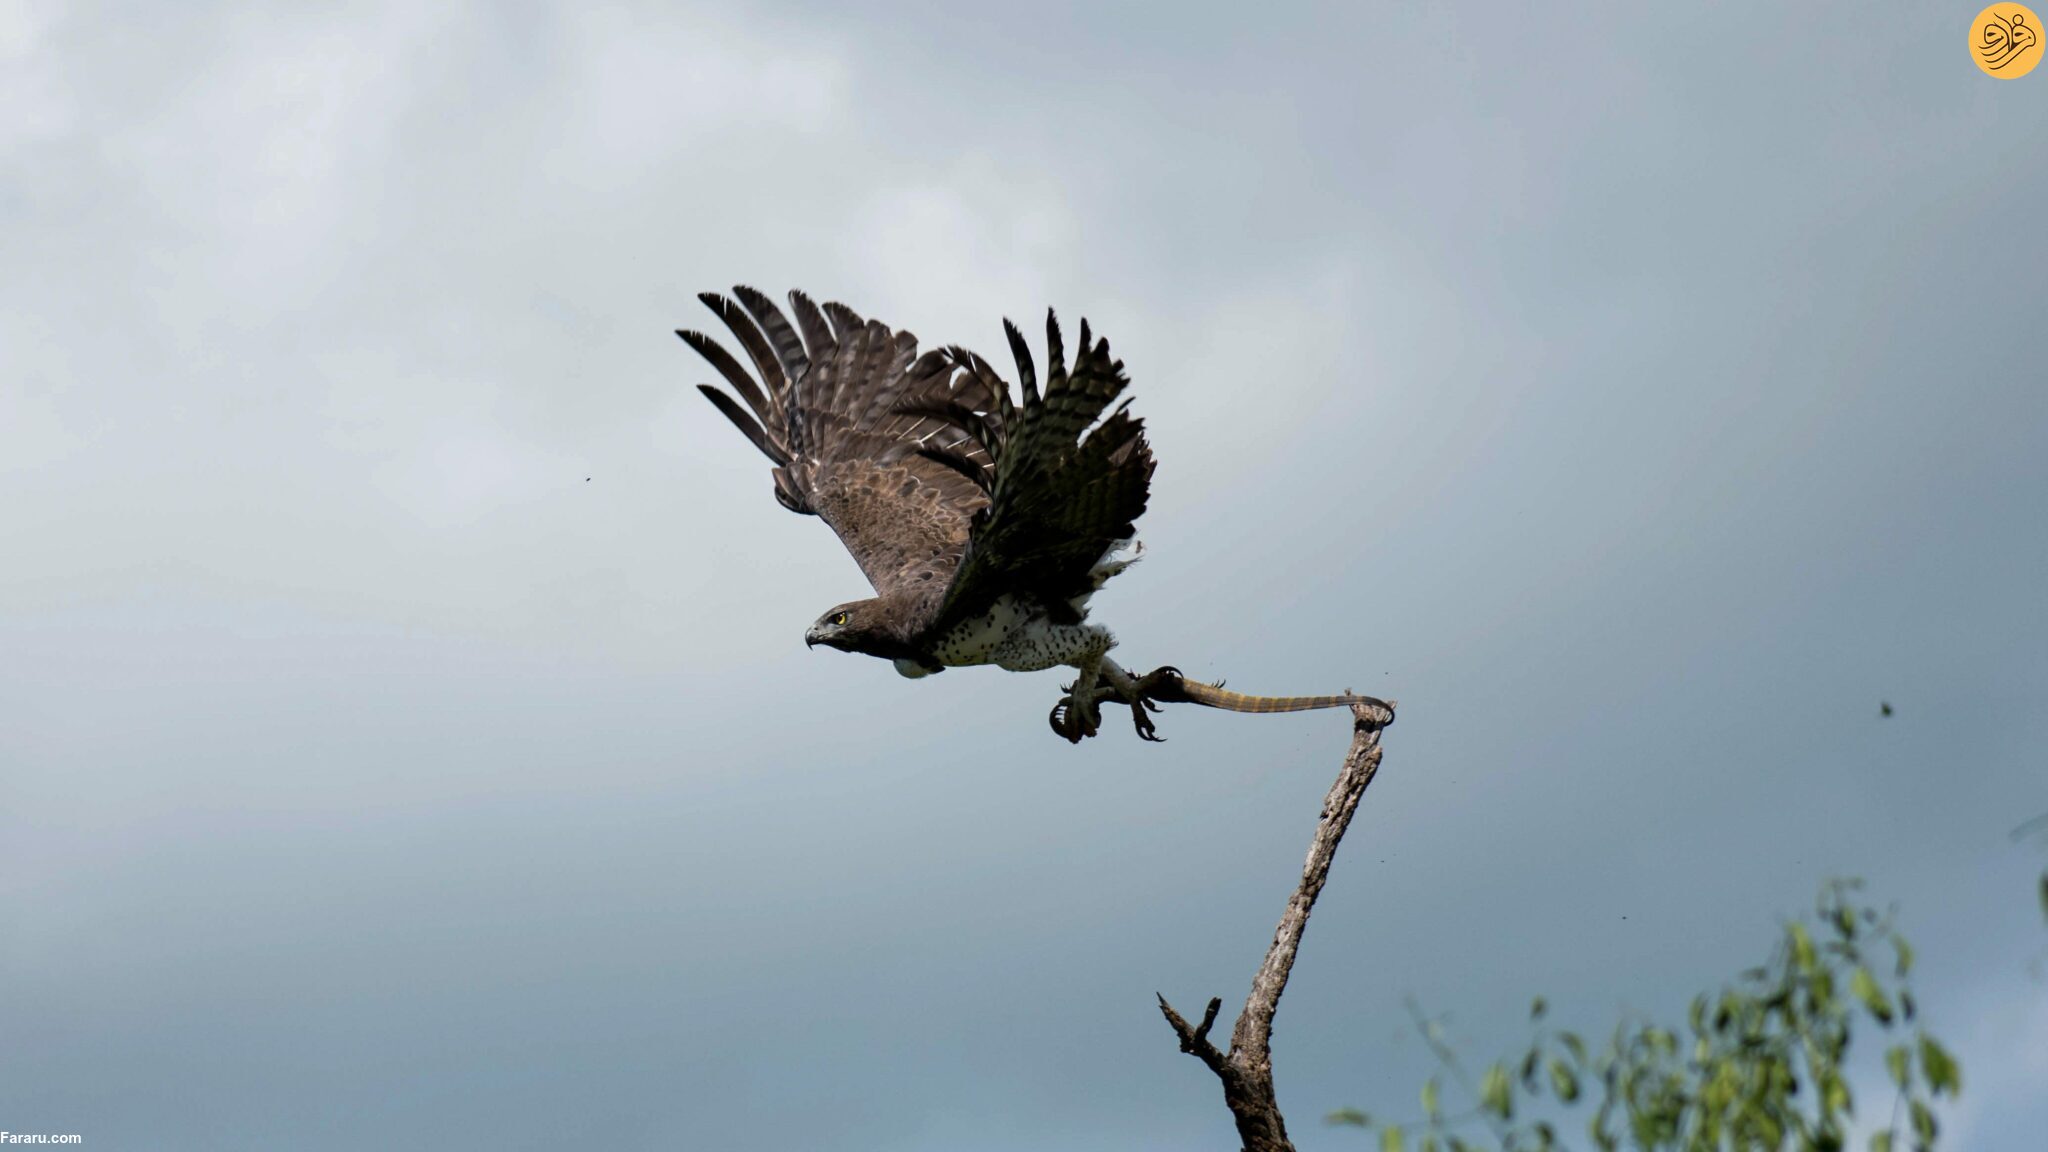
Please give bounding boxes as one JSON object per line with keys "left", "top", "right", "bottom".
{"left": 1852, "top": 967, "right": 1894, "bottom": 1025}
{"left": 1326, "top": 1108, "right": 1372, "bottom": 1127}
{"left": 1381, "top": 1125, "right": 1406, "bottom": 1152}
{"left": 1549, "top": 1058, "right": 1581, "bottom": 1103}
{"left": 1909, "top": 1100, "right": 1937, "bottom": 1145}
{"left": 1560, "top": 1031, "right": 1587, "bottom": 1064}
{"left": 1822, "top": 1069, "right": 1852, "bottom": 1117}
{"left": 1919, "top": 1035, "right": 1960, "bottom": 1097}
{"left": 1893, "top": 936, "right": 1914, "bottom": 977}
{"left": 1833, "top": 901, "right": 1858, "bottom": 939}
{"left": 1900, "top": 989, "right": 1917, "bottom": 1022}
{"left": 1791, "top": 923, "right": 1818, "bottom": 973}
{"left": 1814, "top": 966, "right": 1838, "bottom": 1009}
{"left": 1885, "top": 1044, "right": 1911, "bottom": 1090}
{"left": 1530, "top": 995, "right": 1548, "bottom": 1021}
{"left": 1592, "top": 1098, "right": 1618, "bottom": 1152}
{"left": 1421, "top": 1076, "right": 1441, "bottom": 1121}
{"left": 1870, "top": 1131, "right": 1894, "bottom": 1152}
{"left": 1481, "top": 1063, "right": 1512, "bottom": 1119}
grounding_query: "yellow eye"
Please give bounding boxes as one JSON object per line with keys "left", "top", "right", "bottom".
{"left": 831, "top": 612, "right": 850, "bottom": 626}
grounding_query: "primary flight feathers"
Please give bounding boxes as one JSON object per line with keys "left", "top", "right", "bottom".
{"left": 679, "top": 287, "right": 1153, "bottom": 643}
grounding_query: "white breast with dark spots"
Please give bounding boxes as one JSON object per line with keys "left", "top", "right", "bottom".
{"left": 929, "top": 595, "right": 1033, "bottom": 668}
{"left": 922, "top": 543, "right": 1138, "bottom": 675}
{"left": 991, "top": 617, "right": 1113, "bottom": 673}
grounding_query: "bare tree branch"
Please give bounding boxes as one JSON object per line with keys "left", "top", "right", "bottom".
{"left": 1159, "top": 994, "right": 1227, "bottom": 1074}
{"left": 1158, "top": 693, "right": 1396, "bottom": 1152}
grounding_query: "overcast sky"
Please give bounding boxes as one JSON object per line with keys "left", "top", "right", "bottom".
{"left": 3, "top": 2, "right": 2045, "bottom": 1149}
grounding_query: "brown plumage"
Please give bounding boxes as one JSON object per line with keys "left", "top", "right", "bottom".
{"left": 682, "top": 288, "right": 1151, "bottom": 660}
{"left": 684, "top": 287, "right": 1373, "bottom": 740}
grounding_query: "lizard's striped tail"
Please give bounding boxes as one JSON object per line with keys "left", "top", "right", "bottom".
{"left": 1141, "top": 667, "right": 1367, "bottom": 714}
{"left": 1174, "top": 679, "right": 1359, "bottom": 713}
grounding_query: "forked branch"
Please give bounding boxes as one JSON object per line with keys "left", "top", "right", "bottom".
{"left": 1157, "top": 693, "right": 1396, "bottom": 1152}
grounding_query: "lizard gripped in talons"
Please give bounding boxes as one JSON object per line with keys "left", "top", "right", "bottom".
{"left": 1134, "top": 666, "right": 1388, "bottom": 715}
{"left": 1053, "top": 665, "right": 1390, "bottom": 742}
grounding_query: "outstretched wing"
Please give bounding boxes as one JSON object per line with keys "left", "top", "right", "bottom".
{"left": 680, "top": 287, "right": 1006, "bottom": 601}
{"left": 906, "top": 311, "right": 1155, "bottom": 631}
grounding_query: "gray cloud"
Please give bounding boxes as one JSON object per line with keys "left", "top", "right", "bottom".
{"left": 3, "top": 2, "right": 2044, "bottom": 1149}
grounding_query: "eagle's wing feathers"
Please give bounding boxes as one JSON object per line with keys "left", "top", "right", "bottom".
{"left": 915, "top": 311, "right": 1156, "bottom": 631}
{"left": 682, "top": 288, "right": 995, "bottom": 605}
{"left": 689, "top": 290, "right": 1152, "bottom": 641}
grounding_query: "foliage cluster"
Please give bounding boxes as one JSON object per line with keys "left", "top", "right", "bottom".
{"left": 1328, "top": 882, "right": 1960, "bottom": 1152}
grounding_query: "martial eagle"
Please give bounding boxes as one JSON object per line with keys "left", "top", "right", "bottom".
{"left": 681, "top": 287, "right": 1359, "bottom": 741}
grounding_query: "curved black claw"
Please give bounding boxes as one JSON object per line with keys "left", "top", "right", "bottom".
{"left": 1048, "top": 694, "right": 1103, "bottom": 743}
{"left": 1048, "top": 699, "right": 1081, "bottom": 743}
{"left": 1130, "top": 700, "right": 1165, "bottom": 742}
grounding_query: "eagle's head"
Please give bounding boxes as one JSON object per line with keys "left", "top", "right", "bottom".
{"left": 803, "top": 596, "right": 935, "bottom": 672}
{"left": 804, "top": 599, "right": 895, "bottom": 657}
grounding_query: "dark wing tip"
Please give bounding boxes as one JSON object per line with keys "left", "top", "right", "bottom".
{"left": 822, "top": 301, "right": 865, "bottom": 339}
{"left": 697, "top": 384, "right": 781, "bottom": 462}
{"left": 1002, "top": 317, "right": 1037, "bottom": 401}
{"left": 1044, "top": 308, "right": 1067, "bottom": 381}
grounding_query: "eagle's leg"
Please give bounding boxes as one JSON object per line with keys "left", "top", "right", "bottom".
{"left": 1034, "top": 628, "right": 1119, "bottom": 743}
{"left": 1100, "top": 660, "right": 1174, "bottom": 742}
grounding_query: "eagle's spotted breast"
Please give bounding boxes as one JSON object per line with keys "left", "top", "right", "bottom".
{"left": 901, "top": 594, "right": 1113, "bottom": 677}
{"left": 927, "top": 595, "right": 1029, "bottom": 668}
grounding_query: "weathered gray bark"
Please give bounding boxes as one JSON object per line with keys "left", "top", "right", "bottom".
{"left": 1158, "top": 694, "right": 1396, "bottom": 1152}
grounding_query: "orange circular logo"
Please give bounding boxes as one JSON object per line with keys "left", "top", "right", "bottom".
{"left": 1973, "top": 4, "right": 2043, "bottom": 77}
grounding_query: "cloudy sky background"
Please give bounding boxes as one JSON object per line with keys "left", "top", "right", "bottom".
{"left": 4, "top": 2, "right": 2045, "bottom": 1148}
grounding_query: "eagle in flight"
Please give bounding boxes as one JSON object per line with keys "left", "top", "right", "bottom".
{"left": 681, "top": 287, "right": 1363, "bottom": 741}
